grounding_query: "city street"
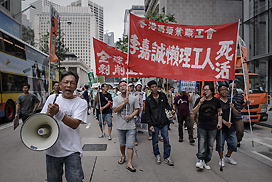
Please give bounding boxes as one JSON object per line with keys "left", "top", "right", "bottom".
{"left": 0, "top": 111, "right": 272, "bottom": 182}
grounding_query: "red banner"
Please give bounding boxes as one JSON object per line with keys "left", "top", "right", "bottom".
{"left": 128, "top": 13, "right": 239, "bottom": 81}
{"left": 93, "top": 38, "right": 151, "bottom": 78}
{"left": 49, "top": 5, "right": 59, "bottom": 62}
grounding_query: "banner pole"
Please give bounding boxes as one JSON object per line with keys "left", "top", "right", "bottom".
{"left": 228, "top": 19, "right": 241, "bottom": 124}
{"left": 97, "top": 77, "right": 105, "bottom": 136}
{"left": 125, "top": 11, "right": 131, "bottom": 116}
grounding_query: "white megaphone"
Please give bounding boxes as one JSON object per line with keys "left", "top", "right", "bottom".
{"left": 20, "top": 113, "right": 60, "bottom": 151}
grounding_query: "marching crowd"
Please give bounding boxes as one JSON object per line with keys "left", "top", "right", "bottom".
{"left": 78, "top": 78, "right": 249, "bottom": 173}
{"left": 16, "top": 71, "right": 249, "bottom": 181}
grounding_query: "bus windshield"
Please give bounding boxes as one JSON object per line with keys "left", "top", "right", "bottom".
{"left": 235, "top": 75, "right": 265, "bottom": 94}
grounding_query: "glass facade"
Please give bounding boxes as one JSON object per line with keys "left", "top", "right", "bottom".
{"left": 243, "top": 0, "right": 272, "bottom": 96}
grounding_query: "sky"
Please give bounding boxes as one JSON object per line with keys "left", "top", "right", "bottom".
{"left": 22, "top": 0, "right": 144, "bottom": 42}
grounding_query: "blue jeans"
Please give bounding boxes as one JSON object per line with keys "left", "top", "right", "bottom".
{"left": 197, "top": 127, "right": 217, "bottom": 163}
{"left": 216, "top": 131, "right": 237, "bottom": 152}
{"left": 46, "top": 152, "right": 84, "bottom": 182}
{"left": 152, "top": 124, "right": 171, "bottom": 159}
{"left": 98, "top": 113, "right": 112, "bottom": 127}
{"left": 117, "top": 129, "right": 136, "bottom": 148}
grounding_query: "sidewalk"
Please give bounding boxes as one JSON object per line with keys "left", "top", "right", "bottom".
{"left": 80, "top": 114, "right": 272, "bottom": 182}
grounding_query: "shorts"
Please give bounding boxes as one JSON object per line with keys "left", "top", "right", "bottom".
{"left": 216, "top": 131, "right": 237, "bottom": 152}
{"left": 117, "top": 129, "right": 136, "bottom": 148}
{"left": 98, "top": 113, "right": 112, "bottom": 127}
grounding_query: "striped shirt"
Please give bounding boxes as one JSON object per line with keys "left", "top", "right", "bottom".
{"left": 228, "top": 92, "right": 245, "bottom": 120}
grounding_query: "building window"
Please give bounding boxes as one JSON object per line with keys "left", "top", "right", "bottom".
{"left": 1, "top": 0, "right": 10, "bottom": 11}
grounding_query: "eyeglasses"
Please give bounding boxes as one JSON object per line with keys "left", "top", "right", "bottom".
{"left": 203, "top": 89, "right": 210, "bottom": 92}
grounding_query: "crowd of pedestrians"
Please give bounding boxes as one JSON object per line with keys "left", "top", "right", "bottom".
{"left": 15, "top": 74, "right": 250, "bottom": 180}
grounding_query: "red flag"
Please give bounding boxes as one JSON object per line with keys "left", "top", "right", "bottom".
{"left": 93, "top": 38, "right": 151, "bottom": 78}
{"left": 49, "top": 5, "right": 59, "bottom": 62}
{"left": 128, "top": 13, "right": 239, "bottom": 81}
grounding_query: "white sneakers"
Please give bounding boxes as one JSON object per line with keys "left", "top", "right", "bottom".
{"left": 224, "top": 155, "right": 237, "bottom": 165}
{"left": 156, "top": 155, "right": 161, "bottom": 164}
{"left": 196, "top": 160, "right": 211, "bottom": 170}
{"left": 196, "top": 159, "right": 204, "bottom": 169}
{"left": 219, "top": 155, "right": 237, "bottom": 167}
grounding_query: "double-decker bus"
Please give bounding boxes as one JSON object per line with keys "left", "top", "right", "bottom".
{"left": 0, "top": 28, "right": 58, "bottom": 122}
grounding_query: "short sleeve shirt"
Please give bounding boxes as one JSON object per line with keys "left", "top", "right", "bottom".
{"left": 41, "top": 94, "right": 87, "bottom": 157}
{"left": 194, "top": 97, "right": 221, "bottom": 130}
{"left": 16, "top": 93, "right": 39, "bottom": 115}
{"left": 174, "top": 95, "right": 190, "bottom": 116}
{"left": 113, "top": 94, "right": 140, "bottom": 130}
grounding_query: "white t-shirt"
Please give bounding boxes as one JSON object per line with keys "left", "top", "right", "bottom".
{"left": 113, "top": 94, "right": 140, "bottom": 130}
{"left": 41, "top": 94, "right": 87, "bottom": 157}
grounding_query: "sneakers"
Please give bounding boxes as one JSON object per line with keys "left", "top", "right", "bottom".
{"left": 237, "top": 142, "right": 240, "bottom": 147}
{"left": 178, "top": 138, "right": 183, "bottom": 142}
{"left": 189, "top": 139, "right": 195, "bottom": 143}
{"left": 108, "top": 134, "right": 112, "bottom": 140}
{"left": 196, "top": 159, "right": 204, "bottom": 169}
{"left": 225, "top": 155, "right": 237, "bottom": 165}
{"left": 204, "top": 163, "right": 211, "bottom": 170}
{"left": 156, "top": 155, "right": 161, "bottom": 165}
{"left": 219, "top": 158, "right": 225, "bottom": 167}
{"left": 99, "top": 133, "right": 106, "bottom": 138}
{"left": 164, "top": 158, "right": 174, "bottom": 166}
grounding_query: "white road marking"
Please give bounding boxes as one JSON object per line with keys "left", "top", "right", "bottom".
{"left": 251, "top": 151, "right": 272, "bottom": 162}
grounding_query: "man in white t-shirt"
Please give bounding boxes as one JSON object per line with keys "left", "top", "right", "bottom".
{"left": 41, "top": 71, "right": 87, "bottom": 182}
{"left": 113, "top": 80, "right": 139, "bottom": 172}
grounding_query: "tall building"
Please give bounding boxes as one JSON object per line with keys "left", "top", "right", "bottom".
{"left": 124, "top": 5, "right": 145, "bottom": 35}
{"left": 243, "top": 0, "right": 272, "bottom": 95}
{"left": 0, "top": 0, "right": 21, "bottom": 38}
{"left": 32, "top": 3, "right": 98, "bottom": 73}
{"left": 104, "top": 32, "right": 115, "bottom": 47}
{"left": 29, "top": 0, "right": 60, "bottom": 29}
{"left": 145, "top": 0, "right": 242, "bottom": 25}
{"left": 71, "top": 0, "right": 104, "bottom": 41}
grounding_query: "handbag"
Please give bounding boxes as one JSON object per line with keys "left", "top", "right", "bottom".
{"left": 165, "top": 109, "right": 173, "bottom": 120}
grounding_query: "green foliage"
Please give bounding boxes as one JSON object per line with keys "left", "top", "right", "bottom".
{"left": 97, "top": 75, "right": 105, "bottom": 83}
{"left": 22, "top": 25, "right": 35, "bottom": 46}
{"left": 115, "top": 34, "right": 128, "bottom": 53}
{"left": 115, "top": 12, "right": 176, "bottom": 53}
{"left": 38, "top": 30, "right": 69, "bottom": 62}
{"left": 145, "top": 11, "right": 177, "bottom": 23}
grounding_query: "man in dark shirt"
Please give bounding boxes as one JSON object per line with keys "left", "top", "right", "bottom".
{"left": 50, "top": 82, "right": 61, "bottom": 95}
{"left": 82, "top": 85, "right": 90, "bottom": 115}
{"left": 15, "top": 83, "right": 40, "bottom": 123}
{"left": 145, "top": 80, "right": 175, "bottom": 166}
{"left": 228, "top": 83, "right": 250, "bottom": 147}
{"left": 95, "top": 83, "right": 113, "bottom": 140}
{"left": 193, "top": 83, "right": 222, "bottom": 170}
{"left": 216, "top": 84, "right": 238, "bottom": 167}
{"left": 173, "top": 90, "right": 194, "bottom": 143}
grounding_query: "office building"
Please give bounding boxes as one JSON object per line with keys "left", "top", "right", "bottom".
{"left": 33, "top": 4, "right": 98, "bottom": 73}
{"left": 71, "top": 0, "right": 104, "bottom": 41}
{"left": 104, "top": 32, "right": 114, "bottom": 47}
{"left": 124, "top": 5, "right": 145, "bottom": 35}
{"left": 243, "top": 0, "right": 272, "bottom": 95}
{"left": 0, "top": 0, "right": 21, "bottom": 38}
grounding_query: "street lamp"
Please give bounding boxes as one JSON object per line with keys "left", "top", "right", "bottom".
{"left": 13, "top": 5, "right": 36, "bottom": 18}
{"left": 58, "top": 19, "right": 72, "bottom": 80}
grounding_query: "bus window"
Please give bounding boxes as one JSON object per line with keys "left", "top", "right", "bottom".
{"left": 14, "top": 39, "right": 26, "bottom": 60}
{"left": 1, "top": 73, "right": 27, "bottom": 92}
{"left": 2, "top": 33, "right": 14, "bottom": 55}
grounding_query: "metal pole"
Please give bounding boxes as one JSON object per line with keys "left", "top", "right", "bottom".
{"left": 58, "top": 20, "right": 61, "bottom": 81}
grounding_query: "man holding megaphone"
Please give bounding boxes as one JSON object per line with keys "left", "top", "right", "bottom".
{"left": 41, "top": 71, "right": 88, "bottom": 182}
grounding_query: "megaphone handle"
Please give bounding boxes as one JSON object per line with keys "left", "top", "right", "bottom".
{"left": 53, "top": 94, "right": 59, "bottom": 104}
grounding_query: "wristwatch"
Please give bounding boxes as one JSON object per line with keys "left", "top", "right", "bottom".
{"left": 219, "top": 113, "right": 223, "bottom": 116}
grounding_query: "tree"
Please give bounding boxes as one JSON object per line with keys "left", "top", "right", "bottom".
{"left": 22, "top": 25, "right": 35, "bottom": 46}
{"left": 38, "top": 30, "right": 69, "bottom": 63}
{"left": 115, "top": 11, "right": 176, "bottom": 52}
{"left": 115, "top": 34, "right": 128, "bottom": 53}
{"left": 145, "top": 11, "right": 177, "bottom": 23}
